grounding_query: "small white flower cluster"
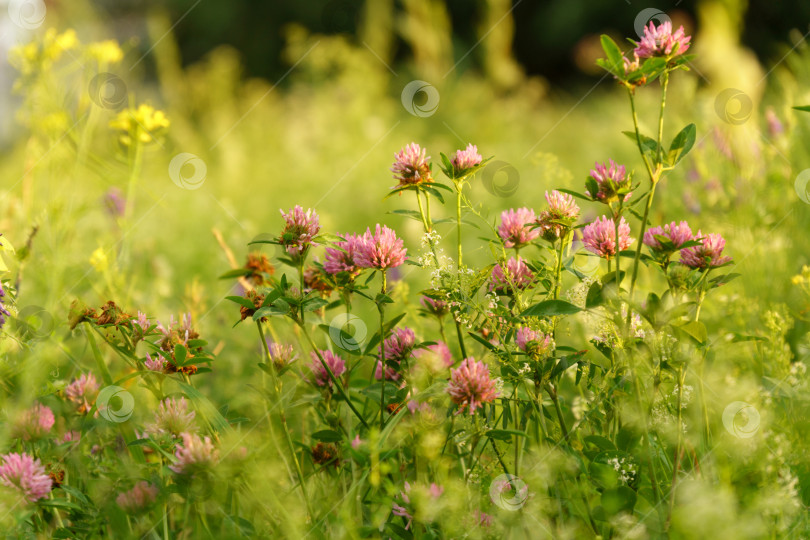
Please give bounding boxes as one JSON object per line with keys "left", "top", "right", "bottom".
{"left": 421, "top": 230, "right": 441, "bottom": 249}
{"left": 493, "top": 377, "right": 505, "bottom": 396}
{"left": 607, "top": 456, "right": 637, "bottom": 484}
{"left": 592, "top": 327, "right": 619, "bottom": 349}
{"left": 609, "top": 513, "right": 646, "bottom": 540}
{"left": 565, "top": 276, "right": 600, "bottom": 308}
{"left": 653, "top": 330, "right": 678, "bottom": 364}
{"left": 591, "top": 303, "right": 647, "bottom": 349}
{"left": 671, "top": 384, "right": 693, "bottom": 409}
{"left": 417, "top": 231, "right": 457, "bottom": 289}
{"left": 517, "top": 363, "right": 532, "bottom": 376}
{"left": 787, "top": 361, "right": 807, "bottom": 388}
{"left": 450, "top": 302, "right": 476, "bottom": 329}
{"left": 621, "top": 303, "right": 646, "bottom": 340}
{"left": 759, "top": 431, "right": 802, "bottom": 524}
{"left": 484, "top": 291, "right": 498, "bottom": 314}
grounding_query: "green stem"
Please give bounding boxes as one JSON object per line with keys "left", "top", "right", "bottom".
{"left": 628, "top": 182, "right": 657, "bottom": 300}
{"left": 454, "top": 321, "right": 468, "bottom": 359}
{"left": 257, "top": 323, "right": 313, "bottom": 519}
{"left": 670, "top": 364, "right": 685, "bottom": 516}
{"left": 614, "top": 210, "right": 622, "bottom": 296}
{"left": 456, "top": 184, "right": 463, "bottom": 270}
{"left": 416, "top": 186, "right": 468, "bottom": 360}
{"left": 695, "top": 290, "right": 706, "bottom": 322}
{"left": 545, "top": 383, "right": 569, "bottom": 440}
{"left": 656, "top": 73, "right": 670, "bottom": 165}
{"left": 299, "top": 261, "right": 306, "bottom": 326}
{"left": 378, "top": 270, "right": 388, "bottom": 430}
{"left": 415, "top": 191, "right": 431, "bottom": 233}
{"left": 553, "top": 232, "right": 566, "bottom": 300}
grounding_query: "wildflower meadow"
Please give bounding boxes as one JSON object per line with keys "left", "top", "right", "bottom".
{"left": 1, "top": 1, "right": 810, "bottom": 539}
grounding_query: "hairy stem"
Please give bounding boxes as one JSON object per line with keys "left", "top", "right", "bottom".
{"left": 456, "top": 185, "right": 463, "bottom": 270}
{"left": 378, "top": 270, "right": 388, "bottom": 430}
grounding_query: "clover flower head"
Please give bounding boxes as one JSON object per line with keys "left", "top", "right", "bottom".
{"left": 538, "top": 190, "right": 580, "bottom": 240}
{"left": 355, "top": 224, "right": 407, "bottom": 270}
{"left": 16, "top": 404, "right": 55, "bottom": 440}
{"left": 634, "top": 21, "right": 691, "bottom": 59}
{"left": 452, "top": 144, "right": 483, "bottom": 175}
{"left": 623, "top": 53, "right": 641, "bottom": 74}
{"left": 308, "top": 350, "right": 346, "bottom": 387}
{"left": 147, "top": 397, "right": 196, "bottom": 437}
{"left": 324, "top": 233, "right": 364, "bottom": 276}
{"left": 582, "top": 216, "right": 634, "bottom": 259}
{"left": 266, "top": 341, "right": 298, "bottom": 371}
{"left": 490, "top": 256, "right": 534, "bottom": 293}
{"left": 144, "top": 352, "right": 167, "bottom": 372}
{"left": 0, "top": 452, "right": 52, "bottom": 502}
{"left": 643, "top": 221, "right": 693, "bottom": 252}
{"left": 446, "top": 358, "right": 499, "bottom": 415}
{"left": 279, "top": 205, "right": 320, "bottom": 256}
{"left": 498, "top": 207, "right": 540, "bottom": 249}
{"left": 391, "top": 143, "right": 432, "bottom": 187}
{"left": 680, "top": 231, "right": 732, "bottom": 269}
{"left": 515, "top": 327, "right": 555, "bottom": 359}
{"left": 65, "top": 373, "right": 99, "bottom": 411}
{"left": 169, "top": 433, "right": 219, "bottom": 474}
{"left": 421, "top": 295, "right": 449, "bottom": 316}
{"left": 587, "top": 160, "right": 632, "bottom": 203}
{"left": 382, "top": 327, "right": 416, "bottom": 362}
{"left": 116, "top": 481, "right": 158, "bottom": 513}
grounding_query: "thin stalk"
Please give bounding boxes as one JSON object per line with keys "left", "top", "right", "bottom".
{"left": 257, "top": 323, "right": 313, "bottom": 520}
{"left": 695, "top": 290, "right": 706, "bottom": 322}
{"left": 630, "top": 75, "right": 669, "bottom": 306}
{"left": 626, "top": 88, "right": 660, "bottom": 301}
{"left": 299, "top": 261, "right": 306, "bottom": 326}
{"left": 656, "top": 73, "right": 670, "bottom": 164}
{"left": 553, "top": 232, "right": 566, "bottom": 299}
{"left": 670, "top": 364, "right": 686, "bottom": 515}
{"left": 454, "top": 320, "right": 468, "bottom": 358}
{"left": 415, "top": 191, "right": 431, "bottom": 232}
{"left": 415, "top": 187, "right": 468, "bottom": 359}
{"left": 545, "top": 383, "right": 569, "bottom": 440}
{"left": 378, "top": 270, "right": 388, "bottom": 430}
{"left": 614, "top": 210, "right": 622, "bottom": 299}
{"left": 456, "top": 184, "right": 463, "bottom": 269}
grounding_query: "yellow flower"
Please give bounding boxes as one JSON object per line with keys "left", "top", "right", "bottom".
{"left": 110, "top": 104, "right": 170, "bottom": 146}
{"left": 90, "top": 248, "right": 108, "bottom": 272}
{"left": 32, "top": 112, "right": 70, "bottom": 135}
{"left": 8, "top": 42, "right": 40, "bottom": 75}
{"left": 86, "top": 40, "right": 124, "bottom": 64}
{"left": 9, "top": 29, "right": 79, "bottom": 77}
{"left": 43, "top": 29, "right": 78, "bottom": 62}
